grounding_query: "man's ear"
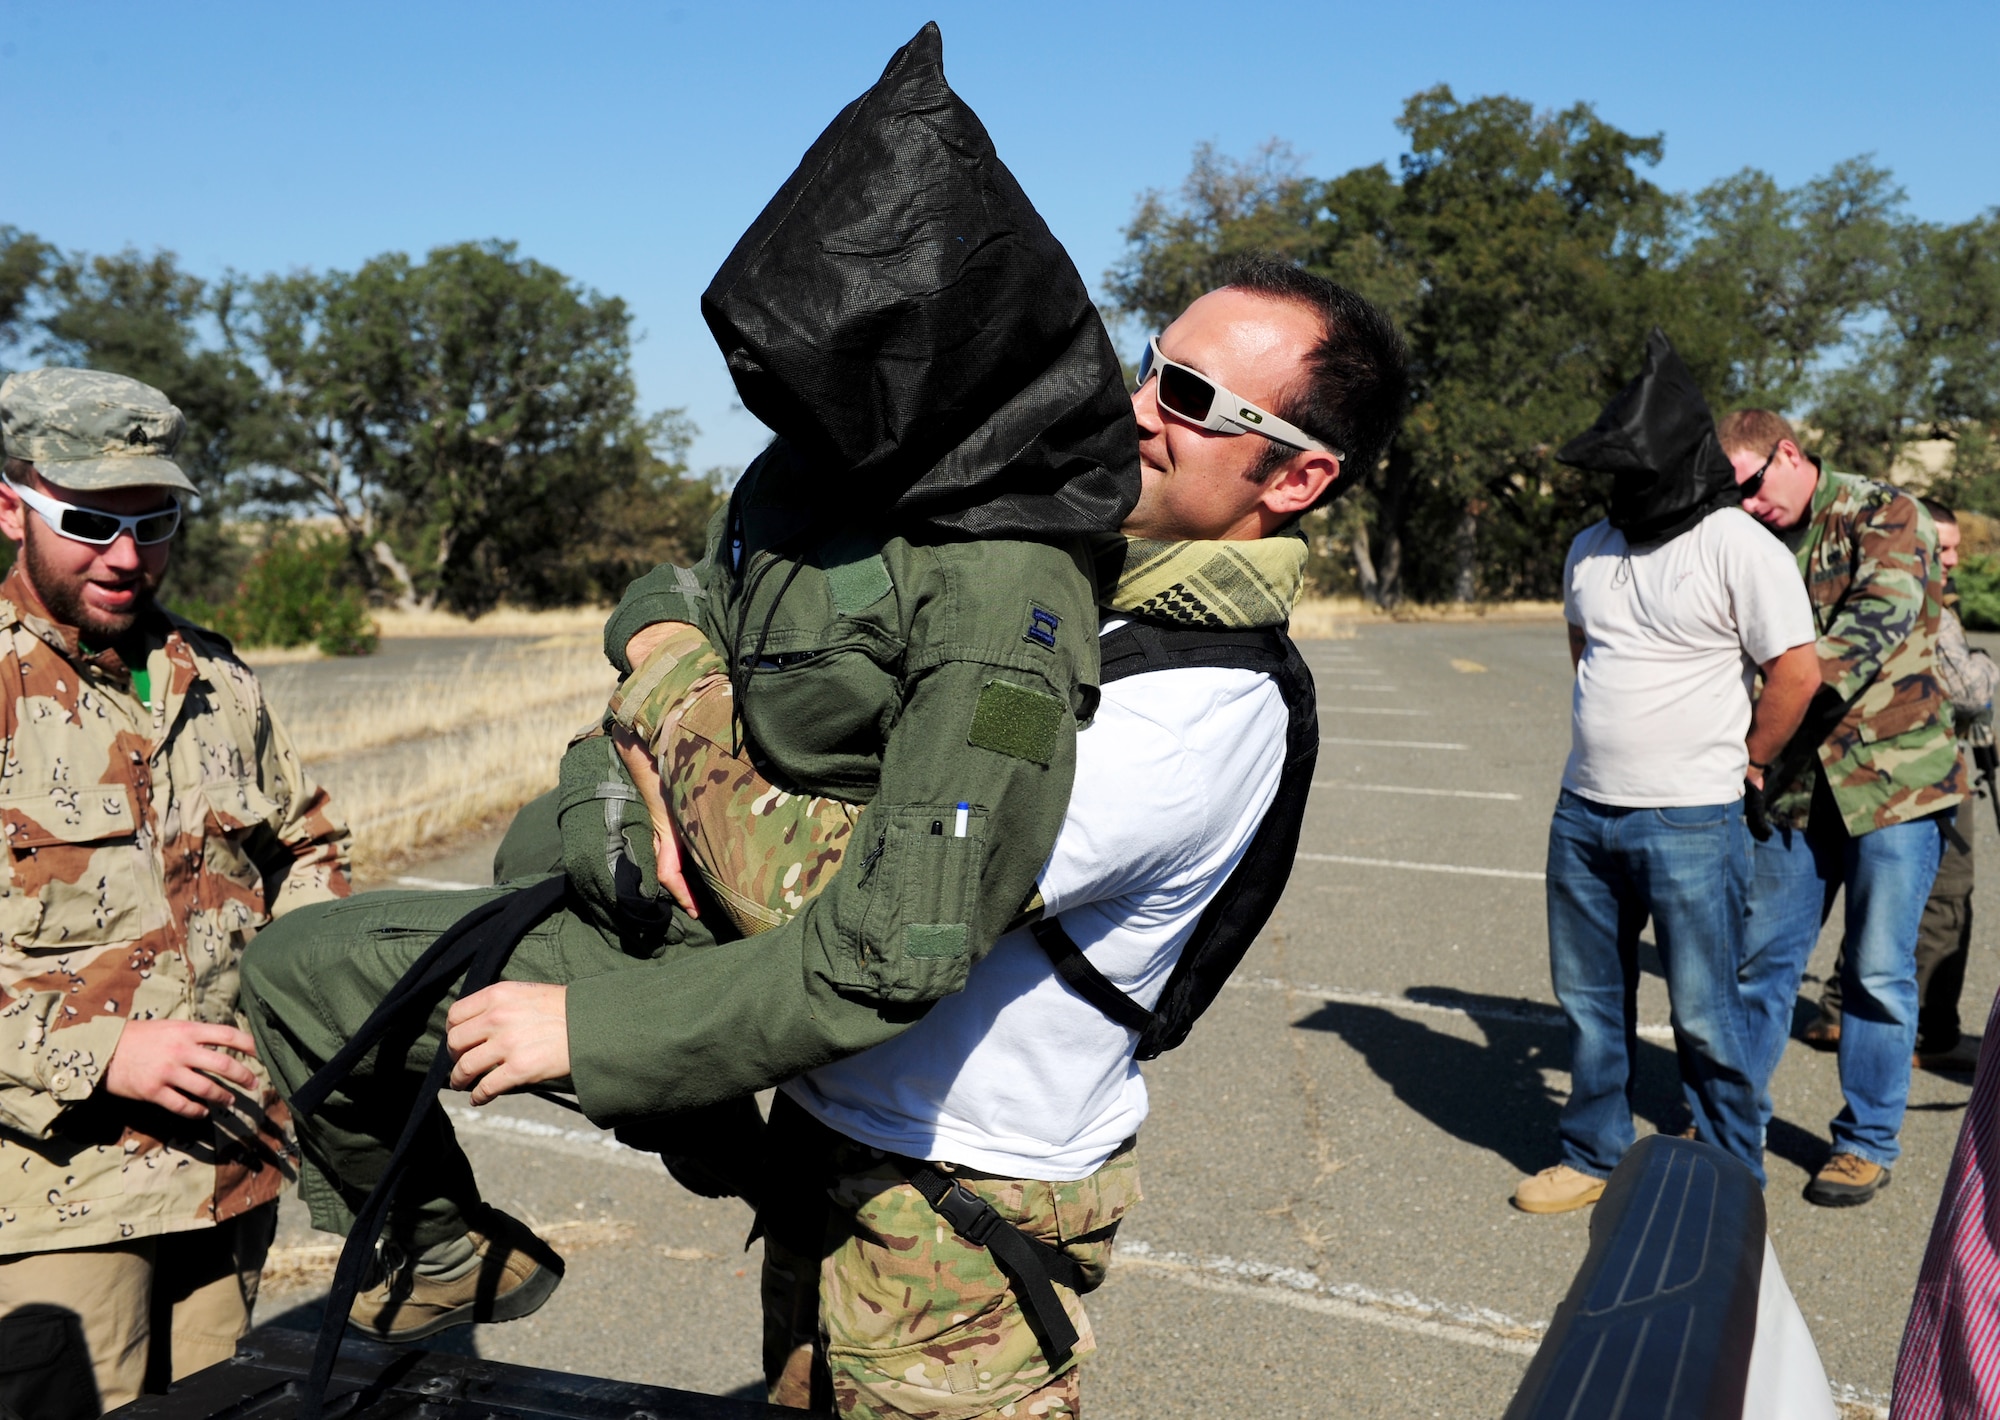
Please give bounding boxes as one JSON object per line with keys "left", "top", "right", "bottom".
{"left": 0, "top": 481, "right": 26, "bottom": 547}
{"left": 1258, "top": 451, "right": 1342, "bottom": 523}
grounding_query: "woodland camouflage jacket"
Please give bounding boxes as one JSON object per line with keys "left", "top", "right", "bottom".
{"left": 0, "top": 567, "right": 349, "bottom": 1255}
{"left": 1774, "top": 466, "right": 1967, "bottom": 835}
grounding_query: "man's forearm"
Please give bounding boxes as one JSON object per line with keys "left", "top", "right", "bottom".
{"left": 1748, "top": 642, "right": 1822, "bottom": 768}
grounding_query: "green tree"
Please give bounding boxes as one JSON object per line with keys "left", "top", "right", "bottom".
{"left": 1676, "top": 159, "right": 1906, "bottom": 412}
{"left": 243, "top": 241, "right": 653, "bottom": 616}
{"left": 1815, "top": 213, "right": 2000, "bottom": 497}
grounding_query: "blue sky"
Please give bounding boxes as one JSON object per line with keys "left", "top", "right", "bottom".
{"left": 4, "top": 1, "right": 1995, "bottom": 473}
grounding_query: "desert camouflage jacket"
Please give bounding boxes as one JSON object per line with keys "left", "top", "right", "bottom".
{"left": 1774, "top": 465, "right": 1966, "bottom": 835}
{"left": 0, "top": 567, "right": 350, "bottom": 1254}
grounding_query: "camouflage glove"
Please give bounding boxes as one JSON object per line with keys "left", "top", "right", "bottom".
{"left": 557, "top": 733, "right": 672, "bottom": 937}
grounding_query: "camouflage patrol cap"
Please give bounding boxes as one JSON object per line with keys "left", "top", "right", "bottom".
{"left": 0, "top": 368, "right": 197, "bottom": 494}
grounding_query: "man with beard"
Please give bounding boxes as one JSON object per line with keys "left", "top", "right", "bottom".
{"left": 0, "top": 370, "right": 350, "bottom": 1417}
{"left": 1515, "top": 332, "right": 1819, "bottom": 1214}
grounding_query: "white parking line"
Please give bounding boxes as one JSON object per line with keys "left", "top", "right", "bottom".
{"left": 1113, "top": 1239, "right": 1544, "bottom": 1355}
{"left": 394, "top": 875, "right": 486, "bottom": 891}
{"left": 1313, "top": 782, "right": 1521, "bottom": 801}
{"left": 1322, "top": 736, "right": 1468, "bottom": 750}
{"left": 1228, "top": 974, "right": 1676, "bottom": 1042}
{"left": 446, "top": 1105, "right": 661, "bottom": 1172}
{"left": 1298, "top": 851, "right": 1543, "bottom": 881}
{"left": 1321, "top": 706, "right": 1428, "bottom": 716}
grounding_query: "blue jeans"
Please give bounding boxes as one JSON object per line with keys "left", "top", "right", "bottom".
{"left": 1740, "top": 806, "right": 1945, "bottom": 1166}
{"left": 1545, "top": 789, "right": 1764, "bottom": 1184}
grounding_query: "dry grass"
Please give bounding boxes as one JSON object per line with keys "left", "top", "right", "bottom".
{"left": 280, "top": 637, "right": 617, "bottom": 877}
{"left": 283, "top": 642, "right": 613, "bottom": 759}
{"left": 371, "top": 606, "right": 612, "bottom": 639}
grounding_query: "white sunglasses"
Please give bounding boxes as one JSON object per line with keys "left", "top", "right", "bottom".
{"left": 1139, "top": 336, "right": 1343, "bottom": 460}
{"left": 4, "top": 476, "right": 181, "bottom": 546}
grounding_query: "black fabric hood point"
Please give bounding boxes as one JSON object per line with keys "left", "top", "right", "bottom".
{"left": 701, "top": 22, "right": 1139, "bottom": 540}
{"left": 1556, "top": 328, "right": 1742, "bottom": 548}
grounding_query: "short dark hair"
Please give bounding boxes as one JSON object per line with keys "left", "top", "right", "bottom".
{"left": 1223, "top": 255, "right": 1409, "bottom": 503}
{"left": 1922, "top": 496, "right": 1957, "bottom": 526}
{"left": 3, "top": 458, "right": 32, "bottom": 485}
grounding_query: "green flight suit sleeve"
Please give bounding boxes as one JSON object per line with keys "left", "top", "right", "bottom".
{"left": 565, "top": 549, "right": 1093, "bottom": 1121}
{"left": 1816, "top": 494, "right": 1932, "bottom": 705}
{"left": 602, "top": 506, "right": 730, "bottom": 674}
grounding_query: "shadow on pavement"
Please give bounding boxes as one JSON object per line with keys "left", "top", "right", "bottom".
{"left": 1297, "top": 989, "right": 1822, "bottom": 1177}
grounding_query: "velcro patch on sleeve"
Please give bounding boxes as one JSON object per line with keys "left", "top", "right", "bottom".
{"left": 906, "top": 923, "right": 968, "bottom": 959}
{"left": 967, "top": 679, "right": 1064, "bottom": 765}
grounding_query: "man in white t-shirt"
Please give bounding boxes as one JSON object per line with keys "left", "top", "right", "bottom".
{"left": 745, "top": 260, "right": 1406, "bottom": 1418}
{"left": 1515, "top": 332, "right": 1820, "bottom": 1215}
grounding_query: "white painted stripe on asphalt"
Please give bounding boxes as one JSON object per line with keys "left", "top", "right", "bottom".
{"left": 1312, "top": 781, "right": 1522, "bottom": 801}
{"left": 1299, "top": 851, "right": 1544, "bottom": 881}
{"left": 1228, "top": 975, "right": 1677, "bottom": 1042}
{"left": 1321, "top": 706, "right": 1428, "bottom": 716}
{"left": 395, "top": 875, "right": 486, "bottom": 891}
{"left": 445, "top": 1105, "right": 661, "bottom": 1173}
{"left": 1322, "top": 736, "right": 1468, "bottom": 750}
{"left": 1114, "top": 1240, "right": 1543, "bottom": 1355}
{"left": 1115, "top": 1240, "right": 1887, "bottom": 1411}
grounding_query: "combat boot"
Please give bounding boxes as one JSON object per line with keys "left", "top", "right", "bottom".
{"left": 1805, "top": 1153, "right": 1891, "bottom": 1208}
{"left": 1512, "top": 1165, "right": 1606, "bottom": 1214}
{"left": 349, "top": 1206, "right": 566, "bottom": 1343}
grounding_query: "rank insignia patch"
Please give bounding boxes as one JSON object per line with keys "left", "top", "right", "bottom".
{"left": 1025, "top": 606, "right": 1060, "bottom": 650}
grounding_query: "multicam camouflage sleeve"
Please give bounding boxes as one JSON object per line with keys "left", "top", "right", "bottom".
{"left": 609, "top": 626, "right": 857, "bottom": 938}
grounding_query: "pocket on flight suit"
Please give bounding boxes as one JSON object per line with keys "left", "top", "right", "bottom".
{"left": 833, "top": 804, "right": 987, "bottom": 1005}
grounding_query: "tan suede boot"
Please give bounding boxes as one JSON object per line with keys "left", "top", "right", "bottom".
{"left": 349, "top": 1207, "right": 566, "bottom": 1343}
{"left": 1512, "top": 1165, "right": 1606, "bottom": 1214}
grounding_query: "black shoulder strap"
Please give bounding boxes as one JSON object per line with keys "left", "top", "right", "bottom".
{"left": 1032, "top": 619, "right": 1318, "bottom": 1059}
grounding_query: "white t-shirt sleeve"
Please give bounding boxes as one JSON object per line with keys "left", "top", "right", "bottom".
{"left": 1035, "top": 711, "right": 1208, "bottom": 916}
{"left": 1562, "top": 526, "right": 1593, "bottom": 626}
{"left": 1715, "top": 511, "right": 1817, "bottom": 666}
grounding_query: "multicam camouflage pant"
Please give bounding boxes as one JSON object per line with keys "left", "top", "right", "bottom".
{"left": 611, "top": 623, "right": 860, "bottom": 938}
{"left": 760, "top": 1096, "right": 1141, "bottom": 1420}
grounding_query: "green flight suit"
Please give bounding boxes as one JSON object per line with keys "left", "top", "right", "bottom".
{"left": 241, "top": 457, "right": 1098, "bottom": 1247}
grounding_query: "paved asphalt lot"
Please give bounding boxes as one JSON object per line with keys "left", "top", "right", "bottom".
{"left": 253, "top": 618, "right": 2000, "bottom": 1417}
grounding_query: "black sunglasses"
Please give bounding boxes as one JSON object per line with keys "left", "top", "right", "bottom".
{"left": 1738, "top": 442, "right": 1781, "bottom": 499}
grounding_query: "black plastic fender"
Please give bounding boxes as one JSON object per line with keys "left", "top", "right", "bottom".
{"left": 1504, "top": 1135, "right": 1765, "bottom": 1420}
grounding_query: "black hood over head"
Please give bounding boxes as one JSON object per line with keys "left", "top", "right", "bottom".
{"left": 1556, "top": 328, "right": 1741, "bottom": 548}
{"left": 702, "top": 22, "right": 1139, "bottom": 540}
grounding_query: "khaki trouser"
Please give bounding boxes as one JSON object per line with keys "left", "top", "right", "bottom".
{"left": 0, "top": 1207, "right": 275, "bottom": 1419}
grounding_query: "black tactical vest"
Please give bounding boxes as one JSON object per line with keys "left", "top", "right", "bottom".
{"left": 1030, "top": 616, "right": 1319, "bottom": 1059}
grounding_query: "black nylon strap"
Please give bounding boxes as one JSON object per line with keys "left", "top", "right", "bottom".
{"left": 294, "top": 875, "right": 568, "bottom": 1420}
{"left": 903, "top": 1161, "right": 1086, "bottom": 1370}
{"left": 1029, "top": 917, "right": 1154, "bottom": 1034}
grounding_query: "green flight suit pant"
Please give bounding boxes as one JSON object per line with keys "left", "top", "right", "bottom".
{"left": 241, "top": 874, "right": 651, "bottom": 1253}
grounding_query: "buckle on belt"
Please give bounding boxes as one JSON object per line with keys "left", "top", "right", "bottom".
{"left": 933, "top": 1178, "right": 1004, "bottom": 1246}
